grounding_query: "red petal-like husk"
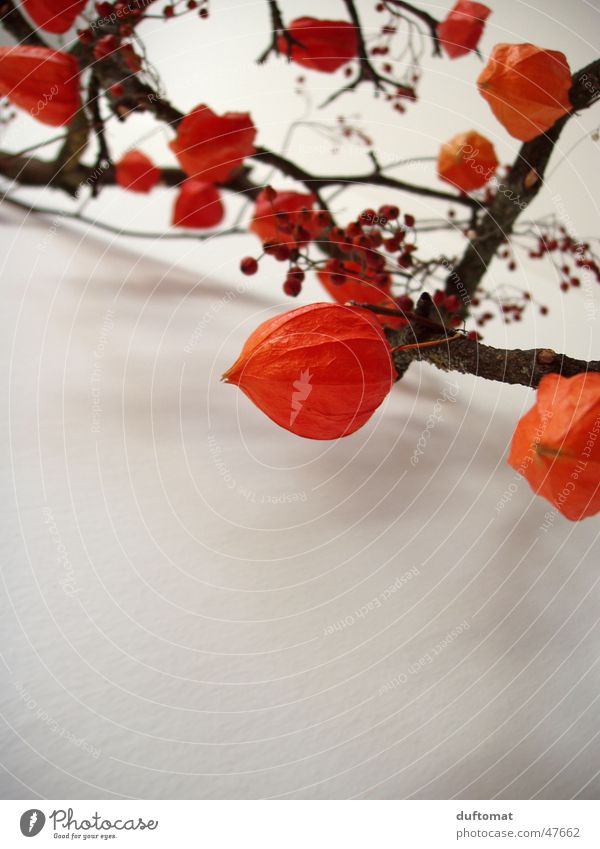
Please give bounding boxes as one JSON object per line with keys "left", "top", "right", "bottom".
{"left": 172, "top": 180, "right": 224, "bottom": 229}
{"left": 0, "top": 46, "right": 80, "bottom": 126}
{"left": 169, "top": 104, "right": 256, "bottom": 183}
{"left": 317, "top": 261, "right": 406, "bottom": 330}
{"left": 508, "top": 373, "right": 600, "bottom": 520}
{"left": 116, "top": 150, "right": 161, "bottom": 193}
{"left": 437, "top": 130, "right": 498, "bottom": 192}
{"left": 437, "top": 1, "right": 491, "bottom": 59}
{"left": 22, "top": 0, "right": 87, "bottom": 34}
{"left": 277, "top": 17, "right": 358, "bottom": 73}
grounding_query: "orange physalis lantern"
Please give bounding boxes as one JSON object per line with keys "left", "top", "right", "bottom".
{"left": 437, "top": 130, "right": 498, "bottom": 192}
{"left": 172, "top": 180, "right": 224, "bottom": 229}
{"left": 22, "top": 0, "right": 87, "bottom": 34}
{"left": 0, "top": 46, "right": 80, "bottom": 127}
{"left": 508, "top": 373, "right": 600, "bottom": 521}
{"left": 250, "top": 189, "right": 323, "bottom": 247}
{"left": 277, "top": 17, "right": 358, "bottom": 73}
{"left": 437, "top": 1, "right": 491, "bottom": 59}
{"left": 115, "top": 150, "right": 161, "bottom": 193}
{"left": 317, "top": 260, "right": 406, "bottom": 329}
{"left": 169, "top": 105, "right": 257, "bottom": 183}
{"left": 223, "top": 303, "right": 395, "bottom": 440}
{"left": 477, "top": 43, "right": 572, "bottom": 141}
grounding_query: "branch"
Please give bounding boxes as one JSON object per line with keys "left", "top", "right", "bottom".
{"left": 446, "top": 57, "right": 600, "bottom": 308}
{"left": 373, "top": 293, "right": 600, "bottom": 387}
{"left": 0, "top": 150, "right": 263, "bottom": 202}
{"left": 1, "top": 194, "right": 246, "bottom": 240}
{"left": 0, "top": 0, "right": 46, "bottom": 45}
{"left": 393, "top": 335, "right": 600, "bottom": 387}
{"left": 385, "top": 0, "right": 441, "bottom": 56}
{"left": 320, "top": 0, "right": 416, "bottom": 108}
{"left": 253, "top": 146, "right": 479, "bottom": 208}
{"left": 257, "top": 0, "right": 304, "bottom": 64}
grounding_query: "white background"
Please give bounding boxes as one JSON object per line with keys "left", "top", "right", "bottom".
{"left": 1, "top": 0, "right": 600, "bottom": 800}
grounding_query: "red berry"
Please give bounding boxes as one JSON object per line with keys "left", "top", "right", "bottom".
{"left": 283, "top": 278, "right": 302, "bottom": 297}
{"left": 95, "top": 1, "right": 113, "bottom": 15}
{"left": 187, "top": 0, "right": 197, "bottom": 7}
{"left": 432, "top": 290, "right": 446, "bottom": 307}
{"left": 444, "top": 294, "right": 461, "bottom": 313}
{"left": 273, "top": 245, "right": 291, "bottom": 261}
{"left": 77, "top": 28, "right": 93, "bottom": 45}
{"left": 240, "top": 257, "right": 258, "bottom": 276}
{"left": 109, "top": 82, "right": 125, "bottom": 97}
{"left": 287, "top": 266, "right": 305, "bottom": 284}
{"left": 199, "top": 6, "right": 208, "bottom": 17}
{"left": 467, "top": 331, "right": 482, "bottom": 341}
{"left": 164, "top": 5, "right": 175, "bottom": 17}
{"left": 360, "top": 208, "right": 376, "bottom": 224}
{"left": 94, "top": 34, "right": 120, "bottom": 60}
{"left": 379, "top": 204, "right": 399, "bottom": 220}
{"left": 404, "top": 213, "right": 415, "bottom": 228}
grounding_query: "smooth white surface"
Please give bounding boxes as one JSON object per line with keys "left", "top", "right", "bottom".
{"left": 0, "top": 204, "right": 599, "bottom": 800}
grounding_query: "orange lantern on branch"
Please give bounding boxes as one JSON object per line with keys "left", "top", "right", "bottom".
{"left": 170, "top": 104, "right": 257, "bottom": 183}
{"left": 437, "top": 130, "right": 498, "bottom": 192}
{"left": 0, "top": 46, "right": 80, "bottom": 126}
{"left": 477, "top": 43, "right": 572, "bottom": 141}
{"left": 437, "top": 0, "right": 491, "bottom": 59}
{"left": 508, "top": 373, "right": 600, "bottom": 521}
{"left": 223, "top": 303, "right": 395, "bottom": 440}
{"left": 277, "top": 17, "right": 358, "bottom": 73}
